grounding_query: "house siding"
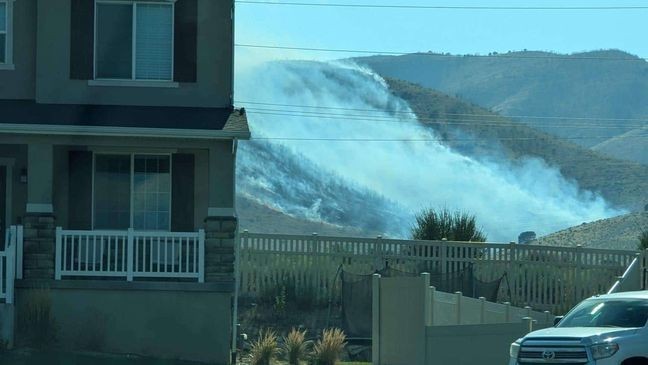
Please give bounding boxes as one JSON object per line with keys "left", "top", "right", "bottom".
{"left": 0, "top": 0, "right": 37, "bottom": 100}
{"left": 34, "top": 0, "right": 232, "bottom": 108}
{"left": 16, "top": 285, "right": 233, "bottom": 364}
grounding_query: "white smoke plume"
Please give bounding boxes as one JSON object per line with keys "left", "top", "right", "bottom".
{"left": 235, "top": 60, "right": 625, "bottom": 241}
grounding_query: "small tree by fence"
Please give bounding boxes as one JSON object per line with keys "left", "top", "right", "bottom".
{"left": 239, "top": 231, "right": 643, "bottom": 314}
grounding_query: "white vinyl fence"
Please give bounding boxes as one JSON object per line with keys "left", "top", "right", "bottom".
{"left": 55, "top": 228, "right": 205, "bottom": 282}
{"left": 240, "top": 232, "right": 642, "bottom": 313}
{"left": 0, "top": 226, "right": 19, "bottom": 304}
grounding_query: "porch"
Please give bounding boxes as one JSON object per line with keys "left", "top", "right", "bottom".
{"left": 0, "top": 137, "right": 239, "bottom": 284}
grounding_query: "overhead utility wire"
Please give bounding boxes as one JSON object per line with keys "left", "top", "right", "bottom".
{"left": 235, "top": 44, "right": 648, "bottom": 62}
{"left": 251, "top": 135, "right": 648, "bottom": 142}
{"left": 242, "top": 107, "right": 648, "bottom": 129}
{"left": 236, "top": 100, "right": 648, "bottom": 123}
{"left": 236, "top": 1, "right": 648, "bottom": 11}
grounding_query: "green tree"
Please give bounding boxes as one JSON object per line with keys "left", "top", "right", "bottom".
{"left": 639, "top": 230, "right": 648, "bottom": 250}
{"left": 412, "top": 207, "right": 487, "bottom": 242}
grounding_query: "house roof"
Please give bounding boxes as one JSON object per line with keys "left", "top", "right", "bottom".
{"left": 0, "top": 99, "right": 251, "bottom": 139}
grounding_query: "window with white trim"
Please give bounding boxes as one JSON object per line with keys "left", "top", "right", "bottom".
{"left": 95, "top": 1, "right": 174, "bottom": 81}
{"left": 94, "top": 154, "right": 171, "bottom": 231}
{"left": 0, "top": 0, "right": 13, "bottom": 65}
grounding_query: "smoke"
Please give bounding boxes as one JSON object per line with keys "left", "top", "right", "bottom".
{"left": 235, "top": 60, "right": 625, "bottom": 241}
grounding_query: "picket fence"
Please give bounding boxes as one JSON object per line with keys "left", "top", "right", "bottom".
{"left": 239, "top": 231, "right": 644, "bottom": 313}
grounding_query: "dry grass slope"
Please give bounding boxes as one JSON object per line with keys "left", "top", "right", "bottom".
{"left": 534, "top": 212, "right": 648, "bottom": 250}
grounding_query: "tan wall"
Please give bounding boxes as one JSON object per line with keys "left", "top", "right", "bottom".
{"left": 0, "top": 0, "right": 36, "bottom": 100}
{"left": 374, "top": 274, "right": 555, "bottom": 365}
{"left": 16, "top": 284, "right": 233, "bottom": 364}
{"left": 33, "top": 0, "right": 232, "bottom": 107}
{"left": 425, "top": 323, "right": 545, "bottom": 365}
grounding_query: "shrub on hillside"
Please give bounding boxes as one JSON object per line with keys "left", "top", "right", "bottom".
{"left": 412, "top": 207, "right": 486, "bottom": 242}
{"left": 639, "top": 230, "right": 648, "bottom": 250}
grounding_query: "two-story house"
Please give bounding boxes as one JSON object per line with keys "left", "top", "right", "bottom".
{"left": 0, "top": 1, "right": 248, "bottom": 363}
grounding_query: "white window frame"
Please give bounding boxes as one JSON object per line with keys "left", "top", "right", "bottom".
{"left": 0, "top": 0, "right": 15, "bottom": 70}
{"left": 93, "top": 0, "right": 175, "bottom": 82}
{"left": 91, "top": 152, "right": 173, "bottom": 232}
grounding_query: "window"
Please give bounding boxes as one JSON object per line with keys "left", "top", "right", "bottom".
{"left": 0, "top": 0, "right": 13, "bottom": 66}
{"left": 95, "top": 1, "right": 173, "bottom": 81}
{"left": 94, "top": 154, "right": 171, "bottom": 231}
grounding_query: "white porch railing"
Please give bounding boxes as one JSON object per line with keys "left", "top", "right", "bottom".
{"left": 55, "top": 228, "right": 205, "bottom": 282}
{"left": 0, "top": 226, "right": 18, "bottom": 304}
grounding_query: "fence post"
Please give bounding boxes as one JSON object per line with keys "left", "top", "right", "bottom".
{"left": 479, "top": 297, "right": 486, "bottom": 324}
{"left": 544, "top": 311, "right": 552, "bottom": 325}
{"left": 311, "top": 233, "right": 318, "bottom": 254}
{"left": 429, "top": 286, "right": 436, "bottom": 326}
{"left": 126, "top": 228, "right": 134, "bottom": 281}
{"left": 575, "top": 245, "right": 583, "bottom": 302}
{"left": 508, "top": 242, "right": 517, "bottom": 304}
{"left": 374, "top": 235, "right": 383, "bottom": 272}
{"left": 422, "top": 273, "right": 431, "bottom": 327}
{"left": 199, "top": 229, "right": 206, "bottom": 283}
{"left": 440, "top": 240, "right": 447, "bottom": 274}
{"left": 455, "top": 291, "right": 462, "bottom": 325}
{"left": 16, "top": 225, "right": 23, "bottom": 279}
{"left": 372, "top": 273, "right": 381, "bottom": 365}
{"left": 504, "top": 302, "right": 512, "bottom": 322}
{"left": 55, "top": 227, "right": 62, "bottom": 280}
{"left": 6, "top": 226, "right": 16, "bottom": 304}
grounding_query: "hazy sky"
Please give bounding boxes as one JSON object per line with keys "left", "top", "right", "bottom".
{"left": 235, "top": 0, "right": 648, "bottom": 69}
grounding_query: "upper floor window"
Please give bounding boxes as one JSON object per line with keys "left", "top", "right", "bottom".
{"left": 95, "top": 1, "right": 174, "bottom": 81}
{"left": 0, "top": 0, "right": 13, "bottom": 66}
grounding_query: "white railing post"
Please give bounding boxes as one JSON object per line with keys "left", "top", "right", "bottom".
{"left": 126, "top": 228, "right": 134, "bottom": 281}
{"left": 16, "top": 225, "right": 23, "bottom": 279}
{"left": 198, "top": 229, "right": 205, "bottom": 283}
{"left": 6, "top": 226, "right": 16, "bottom": 304}
{"left": 55, "top": 227, "right": 62, "bottom": 280}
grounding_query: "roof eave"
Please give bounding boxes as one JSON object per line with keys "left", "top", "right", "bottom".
{"left": 0, "top": 123, "right": 251, "bottom": 140}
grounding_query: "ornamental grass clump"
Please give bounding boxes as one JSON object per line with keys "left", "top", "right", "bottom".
{"left": 249, "top": 329, "right": 279, "bottom": 365}
{"left": 311, "top": 328, "right": 347, "bottom": 365}
{"left": 282, "top": 328, "right": 310, "bottom": 365}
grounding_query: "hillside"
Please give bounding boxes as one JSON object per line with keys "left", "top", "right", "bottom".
{"left": 358, "top": 50, "right": 648, "bottom": 148}
{"left": 237, "top": 195, "right": 378, "bottom": 237}
{"left": 592, "top": 126, "right": 648, "bottom": 165}
{"left": 533, "top": 212, "right": 648, "bottom": 250}
{"left": 385, "top": 79, "right": 648, "bottom": 212}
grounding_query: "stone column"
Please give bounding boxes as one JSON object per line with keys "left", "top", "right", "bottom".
{"left": 23, "top": 144, "right": 55, "bottom": 280}
{"left": 204, "top": 215, "right": 236, "bottom": 283}
{"left": 203, "top": 142, "right": 237, "bottom": 283}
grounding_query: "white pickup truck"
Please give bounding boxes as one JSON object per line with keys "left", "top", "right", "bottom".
{"left": 509, "top": 291, "right": 648, "bottom": 365}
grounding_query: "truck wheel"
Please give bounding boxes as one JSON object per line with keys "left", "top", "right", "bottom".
{"left": 622, "top": 358, "right": 648, "bottom": 365}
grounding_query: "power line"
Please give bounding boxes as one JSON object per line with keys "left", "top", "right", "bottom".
{"left": 236, "top": 1, "right": 648, "bottom": 11}
{"left": 250, "top": 134, "right": 648, "bottom": 143}
{"left": 236, "top": 100, "right": 648, "bottom": 123}
{"left": 240, "top": 105, "right": 648, "bottom": 129}
{"left": 235, "top": 44, "right": 648, "bottom": 62}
